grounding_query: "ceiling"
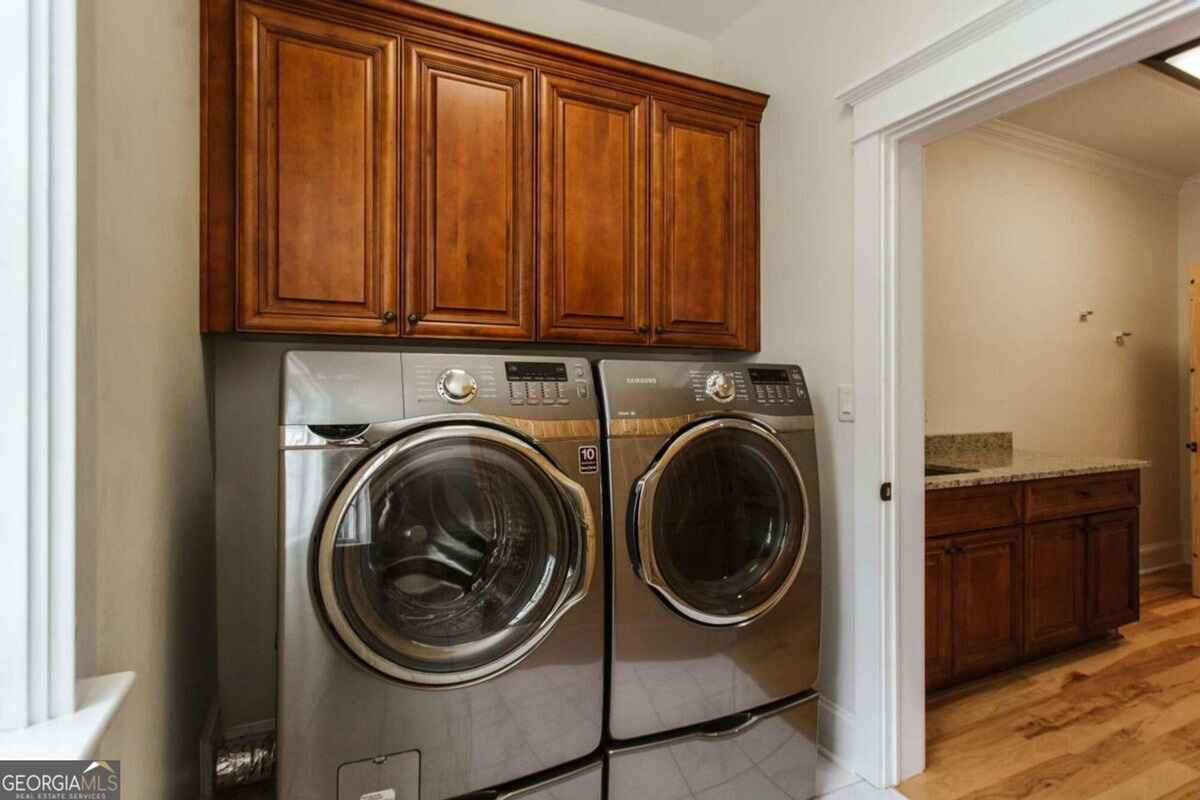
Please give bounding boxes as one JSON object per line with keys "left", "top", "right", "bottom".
{"left": 578, "top": 0, "right": 760, "bottom": 40}
{"left": 1001, "top": 64, "right": 1200, "bottom": 178}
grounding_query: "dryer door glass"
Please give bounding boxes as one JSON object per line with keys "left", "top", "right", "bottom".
{"left": 315, "top": 425, "right": 594, "bottom": 686}
{"left": 636, "top": 419, "right": 809, "bottom": 626}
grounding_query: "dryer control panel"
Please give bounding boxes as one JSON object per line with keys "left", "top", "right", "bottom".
{"left": 687, "top": 366, "right": 809, "bottom": 409}
{"left": 598, "top": 360, "right": 814, "bottom": 422}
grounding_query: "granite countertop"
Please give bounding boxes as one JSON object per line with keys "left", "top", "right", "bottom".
{"left": 925, "top": 432, "right": 1150, "bottom": 490}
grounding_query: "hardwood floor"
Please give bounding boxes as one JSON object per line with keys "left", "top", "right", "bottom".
{"left": 900, "top": 566, "right": 1200, "bottom": 800}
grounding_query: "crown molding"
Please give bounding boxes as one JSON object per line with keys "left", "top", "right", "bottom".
{"left": 964, "top": 119, "right": 1185, "bottom": 195}
{"left": 835, "top": 0, "right": 1056, "bottom": 106}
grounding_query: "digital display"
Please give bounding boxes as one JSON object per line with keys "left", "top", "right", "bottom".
{"left": 748, "top": 367, "right": 791, "bottom": 385}
{"left": 505, "top": 361, "right": 569, "bottom": 382}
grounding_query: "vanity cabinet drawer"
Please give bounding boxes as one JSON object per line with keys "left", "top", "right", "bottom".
{"left": 926, "top": 483, "right": 1023, "bottom": 538}
{"left": 1024, "top": 471, "right": 1139, "bottom": 522}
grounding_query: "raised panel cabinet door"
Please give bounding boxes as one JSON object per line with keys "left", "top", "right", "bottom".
{"left": 650, "top": 99, "right": 750, "bottom": 349}
{"left": 951, "top": 527, "right": 1023, "bottom": 678}
{"left": 1086, "top": 509, "right": 1140, "bottom": 631}
{"left": 538, "top": 73, "right": 649, "bottom": 344}
{"left": 403, "top": 42, "right": 535, "bottom": 340}
{"left": 236, "top": 2, "right": 399, "bottom": 334}
{"left": 1025, "top": 519, "right": 1087, "bottom": 655}
{"left": 926, "top": 538, "right": 954, "bottom": 690}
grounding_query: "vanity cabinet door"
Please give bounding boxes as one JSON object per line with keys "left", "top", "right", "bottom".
{"left": 951, "top": 527, "right": 1024, "bottom": 678}
{"left": 235, "top": 2, "right": 399, "bottom": 334}
{"left": 1086, "top": 509, "right": 1139, "bottom": 631}
{"left": 1025, "top": 518, "right": 1088, "bottom": 655}
{"left": 926, "top": 538, "right": 955, "bottom": 690}
{"left": 402, "top": 41, "right": 535, "bottom": 340}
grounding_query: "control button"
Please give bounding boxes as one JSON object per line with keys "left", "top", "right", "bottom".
{"left": 509, "top": 397, "right": 525, "bottom": 406}
{"left": 437, "top": 368, "right": 478, "bottom": 404}
{"left": 557, "top": 397, "right": 570, "bottom": 405}
{"left": 704, "top": 371, "right": 736, "bottom": 403}
{"left": 527, "top": 382, "right": 542, "bottom": 398}
{"left": 576, "top": 383, "right": 590, "bottom": 399}
{"left": 526, "top": 395, "right": 541, "bottom": 406}
{"left": 574, "top": 365, "right": 586, "bottom": 378}
{"left": 510, "top": 382, "right": 526, "bottom": 397}
{"left": 542, "top": 382, "right": 558, "bottom": 397}
{"left": 555, "top": 383, "right": 568, "bottom": 399}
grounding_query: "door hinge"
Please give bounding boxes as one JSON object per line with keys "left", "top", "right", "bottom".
{"left": 1188, "top": 442, "right": 1198, "bottom": 453}
{"left": 880, "top": 482, "right": 893, "bottom": 502}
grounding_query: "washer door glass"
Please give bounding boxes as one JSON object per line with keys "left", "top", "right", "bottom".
{"left": 634, "top": 419, "right": 808, "bottom": 626}
{"left": 316, "top": 425, "right": 593, "bottom": 686}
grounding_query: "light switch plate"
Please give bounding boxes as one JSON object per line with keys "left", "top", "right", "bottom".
{"left": 838, "top": 385, "right": 854, "bottom": 422}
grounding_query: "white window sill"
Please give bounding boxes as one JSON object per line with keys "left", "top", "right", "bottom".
{"left": 0, "top": 671, "right": 135, "bottom": 760}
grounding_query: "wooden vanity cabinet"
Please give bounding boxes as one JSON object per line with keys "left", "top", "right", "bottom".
{"left": 925, "top": 471, "right": 1140, "bottom": 690}
{"left": 201, "top": 0, "right": 768, "bottom": 349}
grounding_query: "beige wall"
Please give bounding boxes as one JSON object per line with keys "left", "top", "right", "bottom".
{"left": 213, "top": 0, "right": 719, "bottom": 731}
{"left": 924, "top": 132, "right": 1181, "bottom": 567}
{"left": 710, "top": 0, "right": 1006, "bottom": 743}
{"left": 77, "top": 1, "right": 217, "bottom": 797}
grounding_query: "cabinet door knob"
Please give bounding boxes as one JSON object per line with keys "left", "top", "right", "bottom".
{"left": 637, "top": 324, "right": 649, "bottom": 334}
{"left": 381, "top": 310, "right": 396, "bottom": 323}
{"left": 655, "top": 325, "right": 665, "bottom": 335}
{"left": 407, "top": 313, "right": 420, "bottom": 325}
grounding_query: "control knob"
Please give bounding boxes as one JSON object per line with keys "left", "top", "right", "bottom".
{"left": 705, "top": 371, "right": 736, "bottom": 403}
{"left": 437, "top": 368, "right": 479, "bottom": 404}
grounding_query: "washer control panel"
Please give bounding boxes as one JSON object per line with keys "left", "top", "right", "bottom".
{"left": 436, "top": 368, "right": 479, "bottom": 404}
{"left": 505, "top": 361, "right": 589, "bottom": 406}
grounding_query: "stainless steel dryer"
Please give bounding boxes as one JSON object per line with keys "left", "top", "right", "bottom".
{"left": 278, "top": 352, "right": 604, "bottom": 800}
{"left": 597, "top": 360, "right": 821, "bottom": 741}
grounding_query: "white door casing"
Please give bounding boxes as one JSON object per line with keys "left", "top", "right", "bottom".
{"left": 0, "top": 0, "right": 77, "bottom": 731}
{"left": 838, "top": 0, "right": 1200, "bottom": 786}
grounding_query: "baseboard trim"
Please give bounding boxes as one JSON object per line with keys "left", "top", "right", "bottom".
{"left": 818, "top": 696, "right": 857, "bottom": 773}
{"left": 198, "top": 697, "right": 221, "bottom": 800}
{"left": 1140, "top": 541, "right": 1184, "bottom": 574}
{"left": 224, "top": 717, "right": 275, "bottom": 742}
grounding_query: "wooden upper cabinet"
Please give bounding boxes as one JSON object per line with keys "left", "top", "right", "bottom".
{"left": 538, "top": 73, "right": 649, "bottom": 344}
{"left": 235, "top": 2, "right": 399, "bottom": 334}
{"left": 203, "top": 0, "right": 768, "bottom": 344}
{"left": 403, "top": 41, "right": 535, "bottom": 340}
{"left": 1086, "top": 509, "right": 1140, "bottom": 631}
{"left": 650, "top": 100, "right": 756, "bottom": 349}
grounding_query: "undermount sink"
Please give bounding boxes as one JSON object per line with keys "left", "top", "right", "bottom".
{"left": 925, "top": 464, "right": 978, "bottom": 477}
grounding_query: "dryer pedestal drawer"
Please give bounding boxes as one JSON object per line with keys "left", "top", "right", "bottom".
{"left": 608, "top": 696, "right": 817, "bottom": 800}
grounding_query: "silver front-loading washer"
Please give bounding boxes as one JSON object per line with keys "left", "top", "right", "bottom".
{"left": 597, "top": 359, "right": 822, "bottom": 746}
{"left": 278, "top": 351, "right": 604, "bottom": 800}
